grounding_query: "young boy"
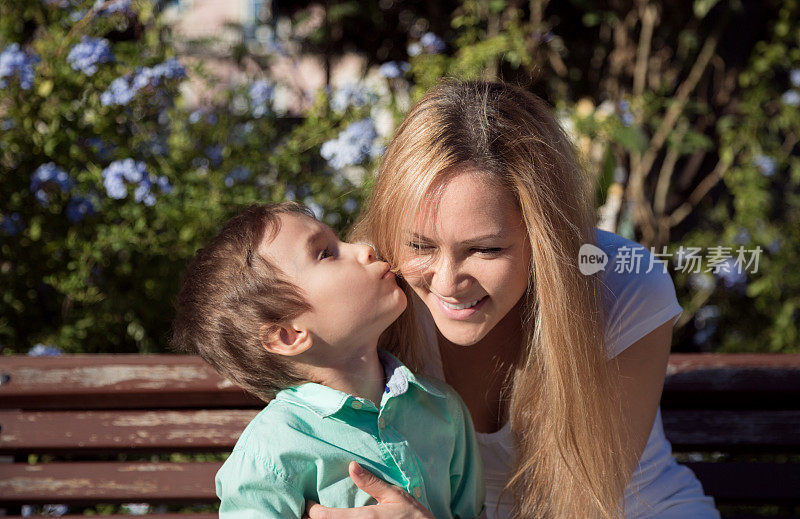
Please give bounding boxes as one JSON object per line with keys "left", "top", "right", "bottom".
{"left": 172, "top": 202, "right": 485, "bottom": 518}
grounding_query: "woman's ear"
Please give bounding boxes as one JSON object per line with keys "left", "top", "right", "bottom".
{"left": 259, "top": 323, "right": 312, "bottom": 356}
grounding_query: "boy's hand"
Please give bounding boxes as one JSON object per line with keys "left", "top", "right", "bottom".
{"left": 302, "top": 461, "right": 435, "bottom": 519}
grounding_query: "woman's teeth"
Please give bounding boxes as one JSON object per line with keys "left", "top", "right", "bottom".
{"left": 440, "top": 298, "right": 482, "bottom": 310}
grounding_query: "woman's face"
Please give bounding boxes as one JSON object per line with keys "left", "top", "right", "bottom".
{"left": 399, "top": 168, "right": 532, "bottom": 346}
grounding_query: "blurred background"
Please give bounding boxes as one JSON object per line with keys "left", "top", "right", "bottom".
{"left": 1, "top": 0, "right": 798, "bottom": 357}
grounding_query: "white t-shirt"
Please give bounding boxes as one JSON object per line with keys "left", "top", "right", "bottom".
{"left": 417, "top": 228, "right": 720, "bottom": 518}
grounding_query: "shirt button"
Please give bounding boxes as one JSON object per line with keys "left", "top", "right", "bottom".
{"left": 413, "top": 486, "right": 422, "bottom": 499}
{"left": 378, "top": 417, "right": 386, "bottom": 429}
{"left": 350, "top": 400, "right": 363, "bottom": 410}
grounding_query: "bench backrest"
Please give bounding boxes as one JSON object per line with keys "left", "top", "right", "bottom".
{"left": 1, "top": 354, "right": 799, "bottom": 515}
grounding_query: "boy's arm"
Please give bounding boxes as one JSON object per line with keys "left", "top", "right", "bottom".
{"left": 448, "top": 393, "right": 487, "bottom": 519}
{"left": 217, "top": 450, "right": 306, "bottom": 518}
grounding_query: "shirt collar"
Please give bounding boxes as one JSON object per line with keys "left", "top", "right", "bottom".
{"left": 275, "top": 350, "right": 445, "bottom": 418}
{"left": 379, "top": 349, "right": 445, "bottom": 400}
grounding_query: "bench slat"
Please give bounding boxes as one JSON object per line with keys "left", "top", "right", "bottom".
{"left": 687, "top": 462, "right": 800, "bottom": 502}
{"left": 2, "top": 354, "right": 799, "bottom": 410}
{"left": 0, "top": 461, "right": 221, "bottom": 504}
{"left": 663, "top": 354, "right": 800, "bottom": 410}
{"left": 0, "top": 410, "right": 259, "bottom": 454}
{"left": 662, "top": 410, "right": 800, "bottom": 449}
{"left": 4, "top": 516, "right": 218, "bottom": 519}
{"left": 3, "top": 409, "right": 799, "bottom": 455}
{"left": 2, "top": 461, "right": 797, "bottom": 505}
{"left": 0, "top": 355, "right": 262, "bottom": 410}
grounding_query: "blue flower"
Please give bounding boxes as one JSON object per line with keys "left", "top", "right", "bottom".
{"left": 102, "top": 59, "right": 185, "bottom": 106}
{"left": 407, "top": 42, "right": 422, "bottom": 57}
{"left": 533, "top": 31, "right": 555, "bottom": 43}
{"left": 231, "top": 122, "right": 254, "bottom": 145}
{"left": 304, "top": 198, "right": 324, "bottom": 220}
{"left": 86, "top": 137, "right": 115, "bottom": 161}
{"left": 67, "top": 36, "right": 113, "bottom": 75}
{"left": 28, "top": 343, "right": 64, "bottom": 356}
{"left": 205, "top": 144, "right": 223, "bottom": 167}
{"left": 152, "top": 58, "right": 186, "bottom": 80}
{"left": 320, "top": 118, "right": 383, "bottom": 170}
{"left": 379, "top": 61, "right": 410, "bottom": 79}
{"left": 93, "top": 0, "right": 131, "bottom": 15}
{"left": 65, "top": 196, "right": 95, "bottom": 223}
{"left": 101, "top": 76, "right": 135, "bottom": 106}
{"left": 618, "top": 100, "right": 634, "bottom": 126}
{"left": 30, "top": 163, "right": 75, "bottom": 205}
{"left": 753, "top": 154, "right": 776, "bottom": 177}
{"left": 156, "top": 175, "right": 172, "bottom": 194}
{"left": 782, "top": 90, "right": 800, "bottom": 107}
{"left": 713, "top": 257, "right": 747, "bottom": 289}
{"left": 188, "top": 110, "right": 201, "bottom": 124}
{"left": 343, "top": 198, "right": 358, "bottom": 213}
{"left": 330, "top": 84, "right": 374, "bottom": 113}
{"left": 102, "top": 159, "right": 158, "bottom": 204}
{"left": 790, "top": 69, "right": 800, "bottom": 88}
{"left": 146, "top": 135, "right": 168, "bottom": 157}
{"left": 692, "top": 305, "right": 720, "bottom": 346}
{"left": 0, "top": 43, "right": 40, "bottom": 90}
{"left": 420, "top": 32, "right": 446, "bottom": 54}
{"left": 225, "top": 166, "right": 252, "bottom": 187}
{"left": 134, "top": 183, "right": 155, "bottom": 206}
{"left": 733, "top": 227, "right": 750, "bottom": 245}
{"left": 249, "top": 80, "right": 274, "bottom": 117}
{"left": 688, "top": 273, "right": 715, "bottom": 291}
{"left": 1, "top": 212, "right": 24, "bottom": 236}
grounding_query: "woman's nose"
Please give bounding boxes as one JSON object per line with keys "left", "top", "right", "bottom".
{"left": 426, "top": 255, "right": 465, "bottom": 296}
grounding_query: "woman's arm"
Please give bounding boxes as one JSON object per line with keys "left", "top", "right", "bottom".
{"left": 303, "top": 462, "right": 435, "bottom": 519}
{"left": 612, "top": 318, "right": 673, "bottom": 480}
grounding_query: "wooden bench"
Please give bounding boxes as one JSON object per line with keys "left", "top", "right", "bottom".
{"left": 1, "top": 354, "right": 799, "bottom": 517}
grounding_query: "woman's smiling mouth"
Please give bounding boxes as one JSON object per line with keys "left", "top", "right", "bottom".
{"left": 435, "top": 295, "right": 488, "bottom": 319}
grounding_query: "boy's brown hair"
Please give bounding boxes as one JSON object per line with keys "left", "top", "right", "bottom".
{"left": 171, "top": 202, "right": 313, "bottom": 402}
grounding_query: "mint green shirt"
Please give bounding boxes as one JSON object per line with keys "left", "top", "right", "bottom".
{"left": 216, "top": 350, "right": 485, "bottom": 518}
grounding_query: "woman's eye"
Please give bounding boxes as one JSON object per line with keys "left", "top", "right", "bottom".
{"left": 473, "top": 247, "right": 503, "bottom": 255}
{"left": 407, "top": 241, "right": 434, "bottom": 253}
{"left": 318, "top": 247, "right": 334, "bottom": 260}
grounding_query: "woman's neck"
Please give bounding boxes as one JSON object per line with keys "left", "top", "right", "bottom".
{"left": 438, "top": 295, "right": 526, "bottom": 368}
{"left": 437, "top": 296, "right": 527, "bottom": 432}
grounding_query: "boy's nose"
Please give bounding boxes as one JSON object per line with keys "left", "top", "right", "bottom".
{"left": 354, "top": 242, "right": 376, "bottom": 263}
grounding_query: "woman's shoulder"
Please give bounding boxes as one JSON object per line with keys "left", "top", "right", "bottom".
{"left": 593, "top": 228, "right": 683, "bottom": 359}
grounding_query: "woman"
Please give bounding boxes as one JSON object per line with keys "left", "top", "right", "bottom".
{"left": 306, "top": 80, "right": 719, "bottom": 518}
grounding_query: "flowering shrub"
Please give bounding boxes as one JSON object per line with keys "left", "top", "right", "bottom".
{"left": 0, "top": 0, "right": 377, "bottom": 354}
{"left": 1, "top": 0, "right": 798, "bottom": 355}
{"left": 0, "top": 43, "right": 38, "bottom": 89}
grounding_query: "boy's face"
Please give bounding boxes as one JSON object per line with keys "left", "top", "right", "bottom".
{"left": 261, "top": 213, "right": 407, "bottom": 349}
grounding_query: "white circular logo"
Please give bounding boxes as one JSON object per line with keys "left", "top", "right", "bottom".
{"left": 578, "top": 243, "right": 608, "bottom": 275}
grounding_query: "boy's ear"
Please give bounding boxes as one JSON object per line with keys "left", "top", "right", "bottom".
{"left": 259, "top": 323, "right": 312, "bottom": 356}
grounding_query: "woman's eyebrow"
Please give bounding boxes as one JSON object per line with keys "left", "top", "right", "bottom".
{"left": 408, "top": 231, "right": 505, "bottom": 244}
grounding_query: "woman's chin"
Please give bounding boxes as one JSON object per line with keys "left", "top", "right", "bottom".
{"left": 434, "top": 322, "right": 488, "bottom": 347}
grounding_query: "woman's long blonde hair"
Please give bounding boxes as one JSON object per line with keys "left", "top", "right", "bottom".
{"left": 353, "top": 80, "right": 630, "bottom": 518}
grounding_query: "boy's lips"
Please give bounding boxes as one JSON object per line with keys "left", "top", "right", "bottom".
{"left": 380, "top": 265, "right": 395, "bottom": 279}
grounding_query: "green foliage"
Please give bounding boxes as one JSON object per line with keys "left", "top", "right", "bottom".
{"left": 0, "top": 0, "right": 374, "bottom": 354}
{"left": 402, "top": 0, "right": 800, "bottom": 352}
{"left": 2, "top": 0, "right": 798, "bottom": 354}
